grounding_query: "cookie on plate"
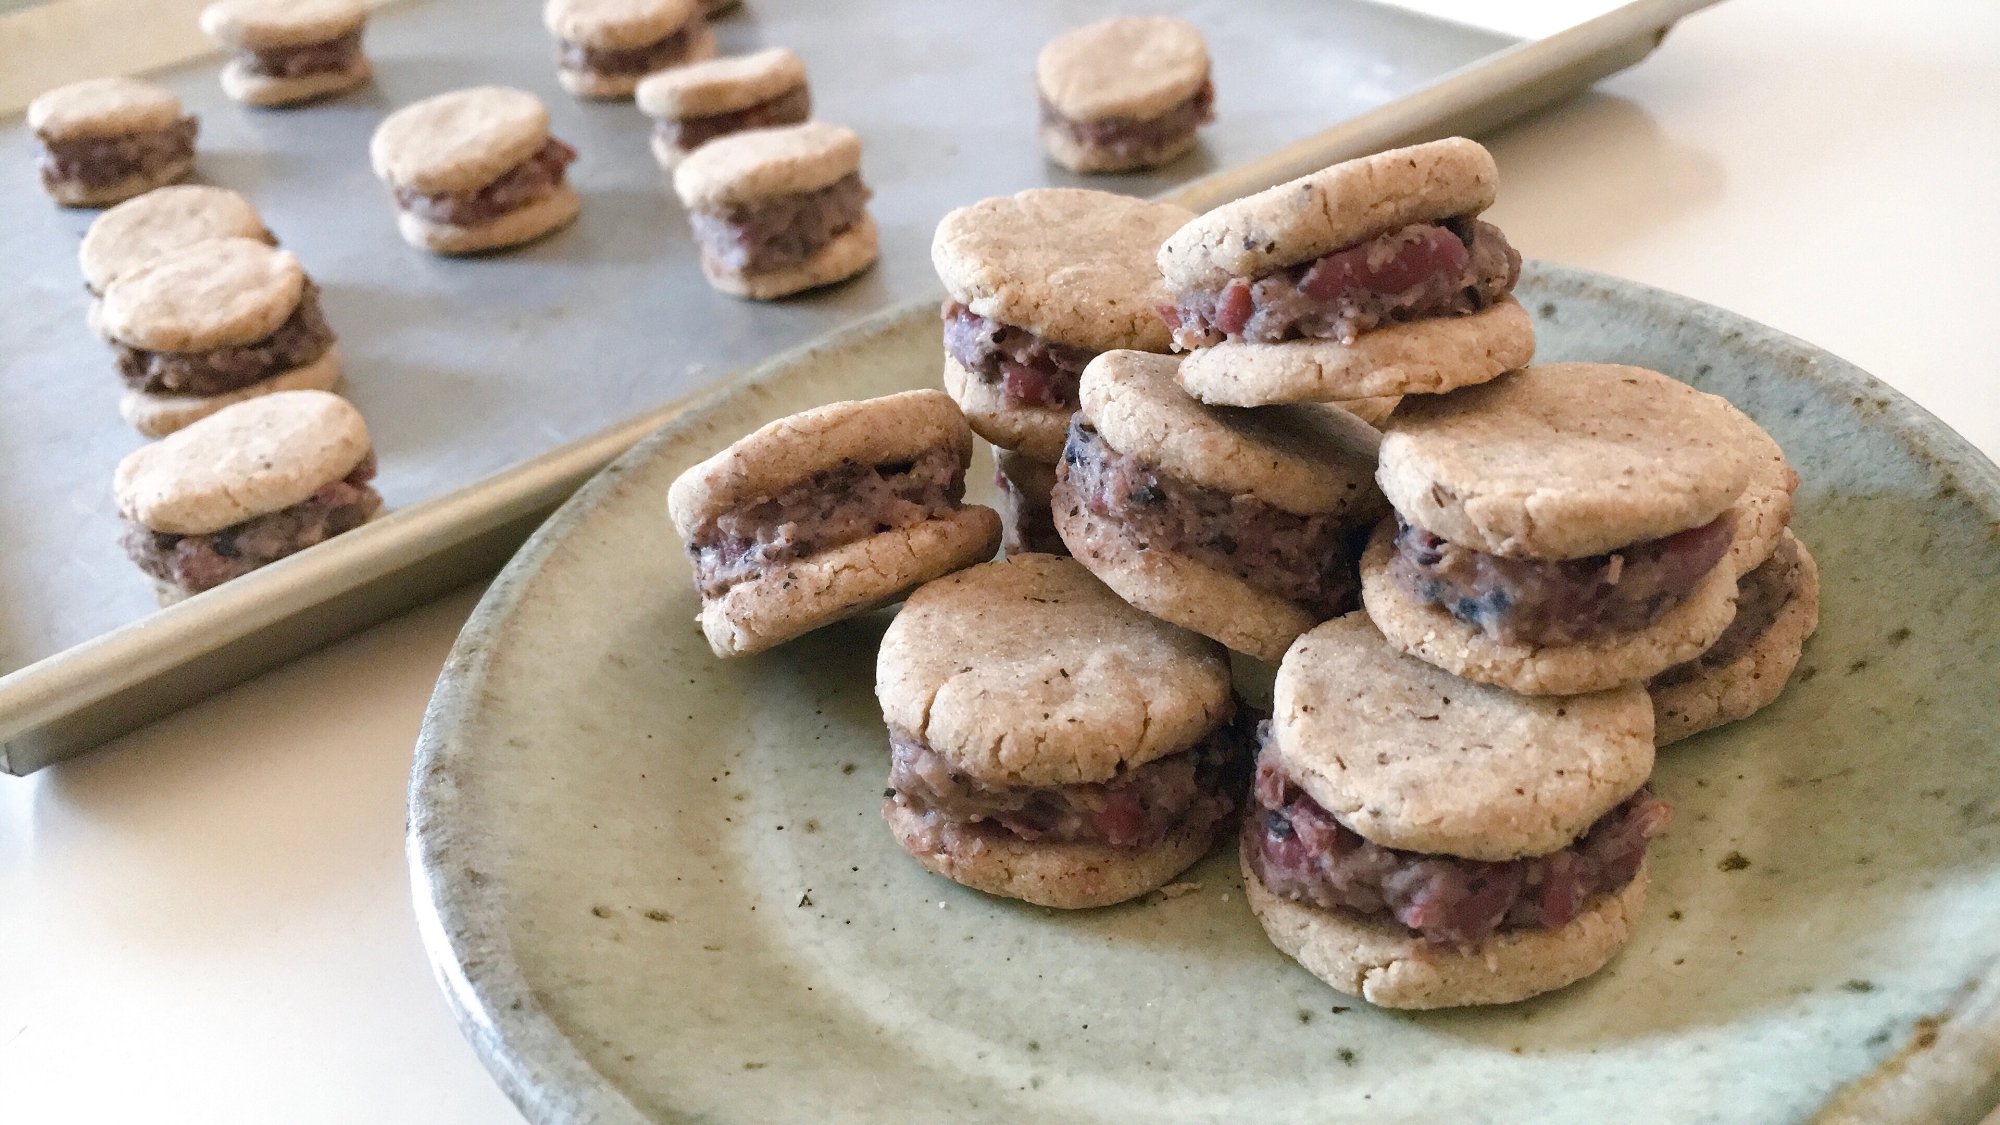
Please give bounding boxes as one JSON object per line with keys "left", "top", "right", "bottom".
{"left": 667, "top": 389, "right": 1000, "bottom": 657}
{"left": 637, "top": 47, "right": 810, "bottom": 168}
{"left": 1052, "top": 350, "right": 1386, "bottom": 662}
{"left": 879, "top": 554, "right": 1253, "bottom": 908}
{"left": 28, "top": 78, "right": 197, "bottom": 207}
{"left": 1649, "top": 530, "right": 1818, "bottom": 745}
{"left": 1360, "top": 363, "right": 1756, "bottom": 695}
{"left": 100, "top": 237, "right": 341, "bottom": 437}
{"left": 200, "top": 0, "right": 372, "bottom": 107}
{"left": 371, "top": 87, "right": 581, "bottom": 254}
{"left": 672, "top": 121, "right": 876, "bottom": 299}
{"left": 543, "top": 0, "right": 715, "bottom": 100}
{"left": 1036, "top": 16, "right": 1214, "bottom": 173}
{"left": 79, "top": 185, "right": 272, "bottom": 304}
{"left": 1244, "top": 611, "right": 1667, "bottom": 1009}
{"left": 1162, "top": 138, "right": 1535, "bottom": 407}
{"left": 115, "top": 390, "right": 382, "bottom": 604}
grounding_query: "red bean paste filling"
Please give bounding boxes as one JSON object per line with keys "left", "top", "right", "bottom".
{"left": 994, "top": 455, "right": 1067, "bottom": 557}
{"left": 1652, "top": 536, "right": 1799, "bottom": 685}
{"left": 38, "top": 116, "right": 198, "bottom": 191}
{"left": 1162, "top": 216, "right": 1522, "bottom": 350}
{"left": 887, "top": 703, "right": 1257, "bottom": 850}
{"left": 1054, "top": 418, "right": 1366, "bottom": 618}
{"left": 1390, "top": 512, "right": 1736, "bottom": 647}
{"left": 661, "top": 84, "right": 811, "bottom": 151}
{"left": 394, "top": 136, "right": 577, "bottom": 227}
{"left": 557, "top": 22, "right": 701, "bottom": 76}
{"left": 1039, "top": 79, "right": 1214, "bottom": 165}
{"left": 237, "top": 28, "right": 364, "bottom": 79}
{"left": 685, "top": 444, "right": 965, "bottom": 599}
{"left": 687, "top": 172, "right": 871, "bottom": 275}
{"left": 941, "top": 301, "right": 1095, "bottom": 411}
{"left": 115, "top": 280, "right": 336, "bottom": 397}
{"left": 1246, "top": 729, "right": 1670, "bottom": 948}
{"left": 122, "top": 454, "right": 382, "bottom": 594}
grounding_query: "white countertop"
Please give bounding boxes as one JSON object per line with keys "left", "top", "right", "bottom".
{"left": 3, "top": 1, "right": 1995, "bottom": 1120}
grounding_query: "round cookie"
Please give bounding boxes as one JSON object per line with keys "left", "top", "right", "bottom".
{"left": 636, "top": 46, "right": 804, "bottom": 119}
{"left": 1359, "top": 519, "right": 1743, "bottom": 696}
{"left": 1175, "top": 297, "right": 1535, "bottom": 406}
{"left": 199, "top": 0, "right": 365, "bottom": 49}
{"left": 121, "top": 345, "right": 343, "bottom": 438}
{"left": 396, "top": 182, "right": 581, "bottom": 255}
{"left": 1037, "top": 16, "right": 1208, "bottom": 125}
{"left": 697, "top": 213, "right": 878, "bottom": 301}
{"left": 79, "top": 185, "right": 271, "bottom": 296}
{"left": 114, "top": 389, "right": 370, "bottom": 536}
{"left": 876, "top": 554, "right": 1233, "bottom": 788}
{"left": 27, "top": 77, "right": 183, "bottom": 141}
{"left": 100, "top": 237, "right": 305, "bottom": 353}
{"left": 1159, "top": 137, "right": 1497, "bottom": 295}
{"left": 1244, "top": 851, "right": 1649, "bottom": 1010}
{"left": 1270, "top": 612, "right": 1655, "bottom": 860}
{"left": 1651, "top": 532, "right": 1818, "bottom": 746}
{"left": 370, "top": 86, "right": 551, "bottom": 196}
{"left": 672, "top": 120, "right": 860, "bottom": 211}
{"left": 1378, "top": 363, "right": 1755, "bottom": 560}
{"left": 887, "top": 801, "right": 1221, "bottom": 911}
{"left": 544, "top": 0, "right": 695, "bottom": 48}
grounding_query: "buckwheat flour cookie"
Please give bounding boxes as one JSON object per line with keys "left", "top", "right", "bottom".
{"left": 667, "top": 389, "right": 999, "bottom": 657}
{"left": 1036, "top": 16, "right": 1214, "bottom": 173}
{"left": 672, "top": 121, "right": 877, "bottom": 299}
{"left": 1361, "top": 363, "right": 1756, "bottom": 694}
{"left": 1649, "top": 531, "right": 1818, "bottom": 745}
{"left": 543, "top": 0, "right": 714, "bottom": 100}
{"left": 100, "top": 237, "right": 341, "bottom": 437}
{"left": 878, "top": 554, "right": 1250, "bottom": 908}
{"left": 370, "top": 87, "right": 580, "bottom": 254}
{"left": 200, "top": 0, "right": 372, "bottom": 107}
{"left": 1052, "top": 350, "right": 1385, "bottom": 662}
{"left": 1242, "top": 612, "right": 1666, "bottom": 1008}
{"left": 638, "top": 48, "right": 810, "bottom": 168}
{"left": 1162, "top": 138, "right": 1534, "bottom": 406}
{"left": 80, "top": 185, "right": 273, "bottom": 298}
{"left": 28, "top": 78, "right": 197, "bottom": 207}
{"left": 114, "top": 390, "right": 382, "bottom": 604}
{"left": 1719, "top": 403, "right": 1799, "bottom": 577}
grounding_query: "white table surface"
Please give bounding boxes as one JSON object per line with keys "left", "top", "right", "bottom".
{"left": 3, "top": 1, "right": 1996, "bottom": 1120}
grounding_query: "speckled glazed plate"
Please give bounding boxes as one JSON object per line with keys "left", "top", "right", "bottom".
{"left": 408, "top": 263, "right": 2000, "bottom": 1124}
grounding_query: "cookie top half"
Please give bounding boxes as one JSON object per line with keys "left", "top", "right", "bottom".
{"left": 672, "top": 121, "right": 859, "bottom": 211}
{"left": 1158, "top": 137, "right": 1496, "bottom": 293}
{"left": 877, "top": 554, "right": 1233, "bottom": 787}
{"left": 371, "top": 86, "right": 550, "bottom": 195}
{"left": 115, "top": 391, "right": 371, "bottom": 536}
{"left": 1273, "top": 613, "right": 1655, "bottom": 861}
{"left": 80, "top": 186, "right": 271, "bottom": 295}
{"left": 100, "top": 237, "right": 304, "bottom": 353}
{"left": 667, "top": 389, "right": 968, "bottom": 535}
{"left": 1378, "top": 363, "right": 1754, "bottom": 559}
{"left": 543, "top": 0, "right": 694, "bottom": 49}
{"left": 28, "top": 78, "right": 182, "bottom": 141}
{"left": 933, "top": 188, "right": 1193, "bottom": 353}
{"left": 1037, "top": 16, "right": 1208, "bottom": 122}
{"left": 1079, "top": 350, "right": 1383, "bottom": 518}
{"left": 200, "top": 0, "right": 365, "bottom": 49}
{"left": 637, "top": 47, "right": 804, "bottom": 118}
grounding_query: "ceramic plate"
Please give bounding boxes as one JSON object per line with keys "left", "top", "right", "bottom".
{"left": 408, "top": 264, "right": 2000, "bottom": 1123}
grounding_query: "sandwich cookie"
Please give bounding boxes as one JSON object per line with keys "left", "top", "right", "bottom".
{"left": 1649, "top": 530, "right": 1818, "bottom": 745}
{"left": 667, "top": 389, "right": 1000, "bottom": 657}
{"left": 1162, "top": 138, "right": 1535, "bottom": 407}
{"left": 878, "top": 554, "right": 1253, "bottom": 909}
{"left": 200, "top": 0, "right": 372, "bottom": 107}
{"left": 100, "top": 237, "right": 341, "bottom": 438}
{"left": 28, "top": 78, "right": 197, "bottom": 207}
{"left": 1719, "top": 403, "right": 1799, "bottom": 578}
{"left": 1245, "top": 612, "right": 1667, "bottom": 1009}
{"left": 1361, "top": 363, "right": 1755, "bottom": 695}
{"left": 115, "top": 390, "right": 381, "bottom": 604}
{"left": 80, "top": 186, "right": 273, "bottom": 340}
{"left": 638, "top": 47, "right": 810, "bottom": 169}
{"left": 543, "top": 0, "right": 714, "bottom": 100}
{"left": 1052, "top": 350, "right": 1386, "bottom": 662}
{"left": 371, "top": 87, "right": 580, "bottom": 255}
{"left": 1036, "top": 16, "right": 1214, "bottom": 173}
{"left": 672, "top": 121, "right": 877, "bottom": 300}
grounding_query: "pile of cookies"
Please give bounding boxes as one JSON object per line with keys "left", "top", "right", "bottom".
{"left": 667, "top": 137, "right": 1821, "bottom": 1010}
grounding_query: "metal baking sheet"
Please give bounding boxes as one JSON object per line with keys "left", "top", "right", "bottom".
{"left": 0, "top": 0, "right": 1718, "bottom": 772}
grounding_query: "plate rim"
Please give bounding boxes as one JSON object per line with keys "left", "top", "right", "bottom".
{"left": 404, "top": 263, "right": 2000, "bottom": 1124}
